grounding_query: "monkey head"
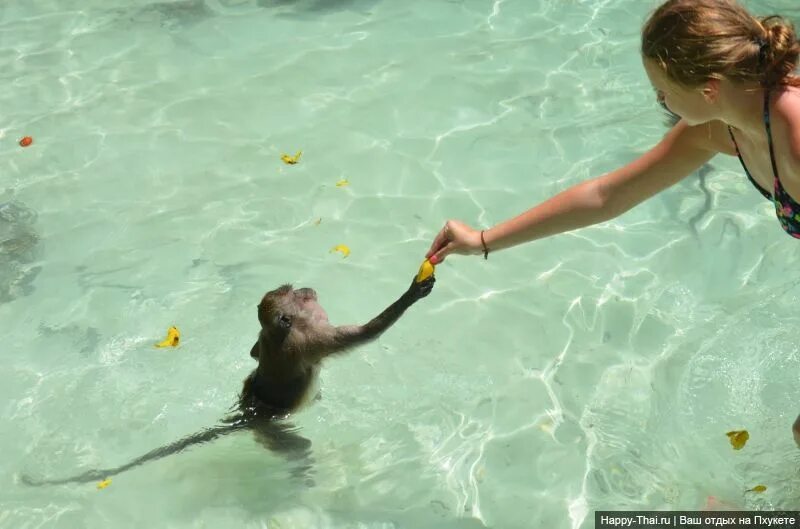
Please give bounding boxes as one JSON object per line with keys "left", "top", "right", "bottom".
{"left": 794, "top": 414, "right": 800, "bottom": 448}
{"left": 254, "top": 285, "right": 330, "bottom": 353}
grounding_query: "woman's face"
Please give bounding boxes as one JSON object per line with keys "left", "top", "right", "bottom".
{"left": 643, "top": 58, "right": 717, "bottom": 125}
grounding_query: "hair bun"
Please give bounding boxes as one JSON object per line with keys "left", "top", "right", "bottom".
{"left": 760, "top": 15, "right": 800, "bottom": 86}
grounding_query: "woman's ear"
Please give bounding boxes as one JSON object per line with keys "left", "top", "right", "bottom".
{"left": 702, "top": 79, "right": 720, "bottom": 103}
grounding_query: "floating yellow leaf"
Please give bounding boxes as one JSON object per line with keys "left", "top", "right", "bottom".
{"left": 155, "top": 326, "right": 180, "bottom": 348}
{"left": 97, "top": 478, "right": 112, "bottom": 490}
{"left": 415, "top": 259, "right": 435, "bottom": 282}
{"left": 538, "top": 418, "right": 554, "bottom": 434}
{"left": 335, "top": 179, "right": 349, "bottom": 187}
{"left": 747, "top": 485, "right": 767, "bottom": 493}
{"left": 726, "top": 430, "right": 749, "bottom": 450}
{"left": 330, "top": 244, "right": 350, "bottom": 258}
{"left": 281, "top": 151, "right": 302, "bottom": 164}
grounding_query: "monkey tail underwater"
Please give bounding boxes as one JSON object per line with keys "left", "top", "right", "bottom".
{"left": 20, "top": 421, "right": 249, "bottom": 486}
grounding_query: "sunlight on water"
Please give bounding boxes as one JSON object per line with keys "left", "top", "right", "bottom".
{"left": 2, "top": 1, "right": 800, "bottom": 528}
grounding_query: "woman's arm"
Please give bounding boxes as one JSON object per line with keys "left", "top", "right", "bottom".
{"left": 427, "top": 120, "right": 718, "bottom": 260}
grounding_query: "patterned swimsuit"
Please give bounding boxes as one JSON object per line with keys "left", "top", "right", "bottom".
{"left": 727, "top": 90, "right": 800, "bottom": 238}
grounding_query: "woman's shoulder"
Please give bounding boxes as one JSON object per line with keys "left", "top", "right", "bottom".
{"left": 677, "top": 119, "right": 735, "bottom": 156}
{"left": 774, "top": 85, "right": 800, "bottom": 112}
{"left": 773, "top": 86, "right": 800, "bottom": 163}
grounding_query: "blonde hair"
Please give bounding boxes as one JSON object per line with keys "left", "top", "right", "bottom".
{"left": 641, "top": 0, "right": 800, "bottom": 88}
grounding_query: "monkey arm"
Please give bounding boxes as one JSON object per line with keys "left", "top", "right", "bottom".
{"left": 303, "top": 276, "right": 434, "bottom": 361}
{"left": 334, "top": 291, "right": 416, "bottom": 347}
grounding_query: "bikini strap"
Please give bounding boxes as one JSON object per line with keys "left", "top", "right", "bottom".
{"left": 763, "top": 89, "right": 782, "bottom": 185}
{"left": 727, "top": 125, "right": 742, "bottom": 156}
{"left": 728, "top": 123, "right": 772, "bottom": 200}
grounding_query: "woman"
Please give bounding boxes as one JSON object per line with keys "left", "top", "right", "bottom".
{"left": 426, "top": 0, "right": 800, "bottom": 445}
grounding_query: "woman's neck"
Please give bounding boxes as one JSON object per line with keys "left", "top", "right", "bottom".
{"left": 717, "top": 81, "right": 767, "bottom": 137}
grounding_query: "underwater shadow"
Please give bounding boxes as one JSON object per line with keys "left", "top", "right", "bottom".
{"left": 0, "top": 201, "right": 42, "bottom": 303}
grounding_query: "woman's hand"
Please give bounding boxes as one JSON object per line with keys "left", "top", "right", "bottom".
{"left": 425, "top": 220, "right": 484, "bottom": 264}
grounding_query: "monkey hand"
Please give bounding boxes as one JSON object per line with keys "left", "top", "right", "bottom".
{"left": 405, "top": 274, "right": 435, "bottom": 302}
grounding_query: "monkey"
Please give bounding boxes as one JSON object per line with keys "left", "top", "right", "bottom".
{"left": 20, "top": 274, "right": 435, "bottom": 486}
{"left": 793, "top": 413, "right": 800, "bottom": 449}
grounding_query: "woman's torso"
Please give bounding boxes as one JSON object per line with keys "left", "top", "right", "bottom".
{"left": 698, "top": 86, "right": 800, "bottom": 235}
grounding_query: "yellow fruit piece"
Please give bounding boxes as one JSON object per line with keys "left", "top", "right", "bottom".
{"left": 281, "top": 151, "right": 302, "bottom": 164}
{"left": 335, "top": 179, "right": 349, "bottom": 187}
{"left": 330, "top": 244, "right": 350, "bottom": 258}
{"left": 415, "top": 259, "right": 435, "bottom": 282}
{"left": 155, "top": 326, "right": 180, "bottom": 348}
{"left": 748, "top": 485, "right": 767, "bottom": 493}
{"left": 97, "top": 478, "right": 112, "bottom": 490}
{"left": 726, "top": 430, "right": 749, "bottom": 450}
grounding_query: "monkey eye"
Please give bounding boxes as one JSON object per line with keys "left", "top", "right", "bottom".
{"left": 277, "top": 314, "right": 292, "bottom": 329}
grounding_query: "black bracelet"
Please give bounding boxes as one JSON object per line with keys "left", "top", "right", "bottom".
{"left": 480, "top": 230, "right": 489, "bottom": 260}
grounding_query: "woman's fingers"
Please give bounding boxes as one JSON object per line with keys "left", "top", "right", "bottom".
{"left": 426, "top": 223, "right": 453, "bottom": 259}
{"left": 429, "top": 242, "right": 455, "bottom": 264}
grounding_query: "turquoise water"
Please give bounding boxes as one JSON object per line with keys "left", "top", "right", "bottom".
{"left": 3, "top": 0, "right": 800, "bottom": 527}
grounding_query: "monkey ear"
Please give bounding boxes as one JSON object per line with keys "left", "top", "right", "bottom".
{"left": 276, "top": 314, "right": 292, "bottom": 330}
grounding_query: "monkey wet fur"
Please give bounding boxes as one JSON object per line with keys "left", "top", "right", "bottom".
{"left": 21, "top": 275, "right": 435, "bottom": 486}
